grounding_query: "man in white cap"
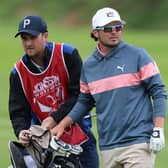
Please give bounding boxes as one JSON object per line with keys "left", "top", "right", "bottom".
{"left": 50, "top": 7, "right": 167, "bottom": 168}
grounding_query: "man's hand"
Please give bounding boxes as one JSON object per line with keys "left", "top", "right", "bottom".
{"left": 149, "top": 127, "right": 165, "bottom": 154}
{"left": 51, "top": 124, "right": 65, "bottom": 138}
{"left": 41, "top": 116, "right": 57, "bottom": 129}
{"left": 50, "top": 116, "right": 73, "bottom": 138}
{"left": 18, "top": 130, "right": 32, "bottom": 144}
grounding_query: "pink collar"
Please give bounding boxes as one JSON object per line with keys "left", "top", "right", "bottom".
{"left": 96, "top": 44, "right": 106, "bottom": 56}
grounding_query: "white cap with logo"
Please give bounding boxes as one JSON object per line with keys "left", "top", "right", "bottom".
{"left": 92, "top": 7, "right": 125, "bottom": 29}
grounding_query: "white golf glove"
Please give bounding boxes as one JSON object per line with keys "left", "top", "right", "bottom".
{"left": 149, "top": 127, "right": 165, "bottom": 154}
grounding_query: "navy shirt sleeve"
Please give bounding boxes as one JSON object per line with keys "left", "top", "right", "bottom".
{"left": 9, "top": 69, "right": 32, "bottom": 137}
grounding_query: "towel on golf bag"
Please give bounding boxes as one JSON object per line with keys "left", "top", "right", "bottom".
{"left": 26, "top": 125, "right": 51, "bottom": 168}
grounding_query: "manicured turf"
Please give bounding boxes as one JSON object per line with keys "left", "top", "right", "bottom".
{"left": 0, "top": 24, "right": 167, "bottom": 167}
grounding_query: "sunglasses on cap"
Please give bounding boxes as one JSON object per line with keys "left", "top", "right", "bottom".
{"left": 96, "top": 24, "right": 123, "bottom": 32}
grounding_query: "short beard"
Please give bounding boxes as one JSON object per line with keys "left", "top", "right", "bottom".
{"left": 103, "top": 43, "right": 118, "bottom": 48}
{"left": 99, "top": 39, "right": 119, "bottom": 49}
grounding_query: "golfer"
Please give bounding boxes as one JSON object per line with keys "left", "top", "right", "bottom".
{"left": 51, "top": 7, "right": 167, "bottom": 168}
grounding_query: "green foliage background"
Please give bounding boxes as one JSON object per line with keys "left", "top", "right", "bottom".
{"left": 0, "top": 0, "right": 168, "bottom": 29}
{"left": 0, "top": 1, "right": 168, "bottom": 167}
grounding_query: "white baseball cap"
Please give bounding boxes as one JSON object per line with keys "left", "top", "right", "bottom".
{"left": 92, "top": 7, "right": 125, "bottom": 29}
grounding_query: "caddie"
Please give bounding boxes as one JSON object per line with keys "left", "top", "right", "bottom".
{"left": 9, "top": 15, "right": 99, "bottom": 168}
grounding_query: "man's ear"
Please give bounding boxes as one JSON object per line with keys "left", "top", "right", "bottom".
{"left": 92, "top": 29, "right": 99, "bottom": 39}
{"left": 44, "top": 32, "right": 48, "bottom": 40}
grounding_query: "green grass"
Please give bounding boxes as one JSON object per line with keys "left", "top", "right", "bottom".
{"left": 0, "top": 23, "right": 168, "bottom": 168}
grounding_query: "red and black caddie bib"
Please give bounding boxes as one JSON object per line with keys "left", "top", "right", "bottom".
{"left": 15, "top": 43, "right": 69, "bottom": 121}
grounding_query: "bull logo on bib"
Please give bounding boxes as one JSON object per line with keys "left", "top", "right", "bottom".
{"left": 33, "top": 75, "right": 64, "bottom": 113}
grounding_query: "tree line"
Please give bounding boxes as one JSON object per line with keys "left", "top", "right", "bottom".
{"left": 0, "top": 0, "right": 167, "bottom": 29}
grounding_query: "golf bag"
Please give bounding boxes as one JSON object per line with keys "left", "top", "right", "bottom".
{"left": 8, "top": 125, "right": 83, "bottom": 168}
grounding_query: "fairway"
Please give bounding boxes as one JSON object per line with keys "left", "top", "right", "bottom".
{"left": 0, "top": 23, "right": 168, "bottom": 168}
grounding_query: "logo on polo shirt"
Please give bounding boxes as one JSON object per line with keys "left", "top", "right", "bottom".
{"left": 117, "top": 64, "right": 125, "bottom": 72}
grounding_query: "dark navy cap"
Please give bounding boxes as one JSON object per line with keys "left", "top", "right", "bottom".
{"left": 15, "top": 15, "right": 48, "bottom": 37}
